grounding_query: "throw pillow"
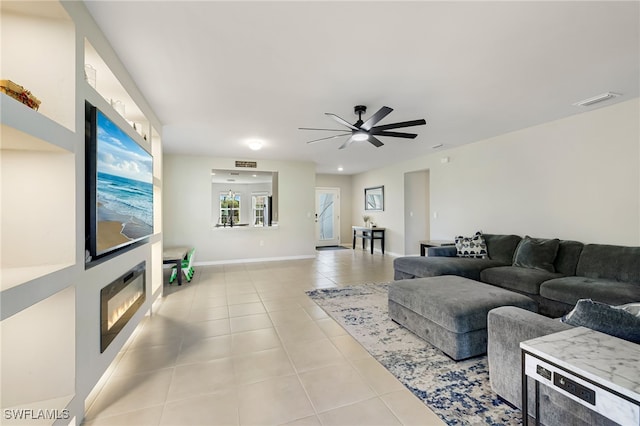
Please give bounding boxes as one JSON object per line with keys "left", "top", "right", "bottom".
{"left": 455, "top": 232, "right": 487, "bottom": 258}
{"left": 512, "top": 236, "right": 560, "bottom": 272}
{"left": 561, "top": 299, "right": 640, "bottom": 344}
{"left": 619, "top": 302, "right": 640, "bottom": 317}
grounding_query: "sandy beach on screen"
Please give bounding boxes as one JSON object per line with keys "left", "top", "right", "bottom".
{"left": 97, "top": 221, "right": 132, "bottom": 252}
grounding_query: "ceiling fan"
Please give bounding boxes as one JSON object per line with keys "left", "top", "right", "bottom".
{"left": 300, "top": 105, "right": 426, "bottom": 149}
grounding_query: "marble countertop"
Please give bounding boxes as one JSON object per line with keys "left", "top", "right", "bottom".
{"left": 521, "top": 327, "right": 640, "bottom": 402}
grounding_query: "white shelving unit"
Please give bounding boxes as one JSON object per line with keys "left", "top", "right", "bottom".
{"left": 1, "top": 2, "right": 164, "bottom": 424}
{"left": 1, "top": 2, "right": 77, "bottom": 422}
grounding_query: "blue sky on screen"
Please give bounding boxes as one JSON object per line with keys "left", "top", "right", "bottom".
{"left": 97, "top": 111, "right": 153, "bottom": 184}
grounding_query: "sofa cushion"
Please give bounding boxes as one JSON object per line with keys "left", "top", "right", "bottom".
{"left": 553, "top": 240, "right": 584, "bottom": 276}
{"left": 512, "top": 236, "right": 560, "bottom": 273}
{"left": 540, "top": 276, "right": 640, "bottom": 306}
{"left": 576, "top": 244, "right": 640, "bottom": 283}
{"left": 455, "top": 231, "right": 487, "bottom": 258}
{"left": 561, "top": 299, "right": 640, "bottom": 343}
{"left": 393, "top": 256, "right": 506, "bottom": 281}
{"left": 481, "top": 266, "right": 563, "bottom": 295}
{"left": 483, "top": 234, "right": 522, "bottom": 264}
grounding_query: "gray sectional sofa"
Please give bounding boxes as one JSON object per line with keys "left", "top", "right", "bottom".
{"left": 393, "top": 233, "right": 640, "bottom": 317}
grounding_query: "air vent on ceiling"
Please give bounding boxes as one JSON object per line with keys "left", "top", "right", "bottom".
{"left": 572, "top": 92, "right": 621, "bottom": 107}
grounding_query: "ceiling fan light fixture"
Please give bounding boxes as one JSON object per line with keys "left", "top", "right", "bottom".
{"left": 352, "top": 132, "right": 369, "bottom": 142}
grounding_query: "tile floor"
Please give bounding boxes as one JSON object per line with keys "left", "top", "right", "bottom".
{"left": 83, "top": 248, "right": 445, "bottom": 426}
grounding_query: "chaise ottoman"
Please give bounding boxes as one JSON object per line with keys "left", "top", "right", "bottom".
{"left": 388, "top": 275, "right": 537, "bottom": 360}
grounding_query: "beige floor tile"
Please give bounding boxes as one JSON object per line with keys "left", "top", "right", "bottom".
{"left": 238, "top": 375, "right": 314, "bottom": 425}
{"left": 261, "top": 297, "right": 300, "bottom": 312}
{"left": 232, "top": 347, "right": 295, "bottom": 385}
{"left": 176, "top": 334, "right": 233, "bottom": 365}
{"left": 181, "top": 318, "right": 230, "bottom": 341}
{"left": 231, "top": 327, "right": 282, "bottom": 354}
{"left": 160, "top": 389, "right": 239, "bottom": 426}
{"left": 284, "top": 338, "right": 345, "bottom": 372}
{"left": 227, "top": 292, "right": 261, "bottom": 305}
{"left": 82, "top": 405, "right": 164, "bottom": 426}
{"left": 275, "top": 321, "right": 327, "bottom": 343}
{"left": 317, "top": 397, "right": 402, "bottom": 426}
{"left": 187, "top": 306, "right": 229, "bottom": 322}
{"left": 229, "top": 313, "right": 273, "bottom": 333}
{"left": 86, "top": 368, "right": 173, "bottom": 421}
{"left": 315, "top": 317, "right": 348, "bottom": 337}
{"left": 279, "top": 415, "right": 322, "bottom": 426}
{"left": 298, "top": 361, "right": 376, "bottom": 413}
{"left": 191, "top": 296, "right": 228, "bottom": 309}
{"left": 330, "top": 335, "right": 372, "bottom": 361}
{"left": 302, "top": 304, "right": 329, "bottom": 320}
{"left": 268, "top": 307, "right": 313, "bottom": 325}
{"left": 113, "top": 344, "right": 180, "bottom": 377}
{"left": 167, "top": 357, "right": 235, "bottom": 401}
{"left": 228, "top": 301, "right": 267, "bottom": 317}
{"left": 381, "top": 390, "right": 446, "bottom": 426}
{"left": 351, "top": 357, "right": 405, "bottom": 395}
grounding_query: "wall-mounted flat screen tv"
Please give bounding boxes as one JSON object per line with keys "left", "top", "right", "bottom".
{"left": 86, "top": 102, "right": 153, "bottom": 260}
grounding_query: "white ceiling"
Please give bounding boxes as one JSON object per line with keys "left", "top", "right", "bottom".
{"left": 84, "top": 1, "right": 639, "bottom": 175}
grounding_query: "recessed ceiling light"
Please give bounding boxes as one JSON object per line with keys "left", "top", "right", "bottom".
{"left": 247, "top": 139, "right": 264, "bottom": 150}
{"left": 337, "top": 166, "right": 344, "bottom": 172}
{"left": 572, "top": 92, "right": 621, "bottom": 107}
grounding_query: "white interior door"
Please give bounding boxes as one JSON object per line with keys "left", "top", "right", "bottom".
{"left": 315, "top": 187, "right": 340, "bottom": 247}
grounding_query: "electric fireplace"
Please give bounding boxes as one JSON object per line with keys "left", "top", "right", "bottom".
{"left": 100, "top": 262, "right": 146, "bottom": 352}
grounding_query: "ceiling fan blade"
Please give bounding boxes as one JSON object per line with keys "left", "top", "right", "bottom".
{"left": 338, "top": 136, "right": 356, "bottom": 150}
{"left": 361, "top": 106, "right": 393, "bottom": 131}
{"left": 370, "top": 130, "right": 418, "bottom": 139}
{"left": 298, "top": 127, "right": 349, "bottom": 132}
{"left": 325, "top": 113, "right": 359, "bottom": 130}
{"left": 371, "top": 119, "right": 427, "bottom": 131}
{"left": 368, "top": 135, "right": 384, "bottom": 148}
{"left": 306, "top": 133, "right": 351, "bottom": 144}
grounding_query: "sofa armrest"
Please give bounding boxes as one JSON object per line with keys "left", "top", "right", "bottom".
{"left": 487, "top": 306, "right": 573, "bottom": 409}
{"left": 427, "top": 246, "right": 457, "bottom": 257}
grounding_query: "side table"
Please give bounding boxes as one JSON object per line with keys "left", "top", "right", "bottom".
{"left": 520, "top": 327, "right": 640, "bottom": 425}
{"left": 419, "top": 240, "right": 454, "bottom": 256}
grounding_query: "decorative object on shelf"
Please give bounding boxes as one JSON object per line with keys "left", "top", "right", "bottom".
{"left": 362, "top": 214, "right": 371, "bottom": 227}
{"left": 84, "top": 64, "right": 97, "bottom": 89}
{"left": 110, "top": 99, "right": 125, "bottom": 117}
{"left": 364, "top": 185, "right": 384, "bottom": 211}
{"left": 0, "top": 80, "right": 41, "bottom": 110}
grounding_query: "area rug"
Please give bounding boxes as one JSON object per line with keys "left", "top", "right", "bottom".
{"left": 306, "top": 283, "right": 521, "bottom": 426}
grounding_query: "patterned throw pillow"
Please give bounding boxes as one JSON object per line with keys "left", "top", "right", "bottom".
{"left": 455, "top": 232, "right": 487, "bottom": 258}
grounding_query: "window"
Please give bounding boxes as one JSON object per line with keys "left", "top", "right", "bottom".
{"left": 220, "top": 192, "right": 240, "bottom": 225}
{"left": 252, "top": 193, "right": 268, "bottom": 226}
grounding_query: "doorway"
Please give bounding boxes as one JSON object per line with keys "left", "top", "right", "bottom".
{"left": 404, "top": 170, "right": 430, "bottom": 255}
{"left": 315, "top": 187, "right": 341, "bottom": 247}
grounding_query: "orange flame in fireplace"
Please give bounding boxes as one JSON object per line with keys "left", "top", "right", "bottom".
{"left": 108, "top": 290, "right": 144, "bottom": 329}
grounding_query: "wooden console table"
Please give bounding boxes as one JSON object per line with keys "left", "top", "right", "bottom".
{"left": 352, "top": 226, "right": 385, "bottom": 254}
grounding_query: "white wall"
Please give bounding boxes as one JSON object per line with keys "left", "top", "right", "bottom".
{"left": 316, "top": 174, "right": 353, "bottom": 245}
{"left": 164, "top": 155, "right": 317, "bottom": 262}
{"left": 352, "top": 98, "right": 640, "bottom": 254}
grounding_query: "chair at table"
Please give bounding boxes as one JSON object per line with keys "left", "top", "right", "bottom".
{"left": 169, "top": 248, "right": 196, "bottom": 284}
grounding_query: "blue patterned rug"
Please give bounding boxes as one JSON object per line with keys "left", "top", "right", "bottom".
{"left": 306, "top": 283, "right": 521, "bottom": 426}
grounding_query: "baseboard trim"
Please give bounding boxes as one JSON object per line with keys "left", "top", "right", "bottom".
{"left": 193, "top": 254, "right": 316, "bottom": 266}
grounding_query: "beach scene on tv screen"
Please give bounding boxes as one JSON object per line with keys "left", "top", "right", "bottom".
{"left": 96, "top": 111, "right": 153, "bottom": 253}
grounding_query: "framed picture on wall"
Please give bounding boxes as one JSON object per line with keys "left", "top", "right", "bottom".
{"left": 365, "top": 186, "right": 384, "bottom": 211}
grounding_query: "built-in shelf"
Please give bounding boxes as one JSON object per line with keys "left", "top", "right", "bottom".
{"left": 0, "top": 286, "right": 75, "bottom": 423}
{"left": 1, "top": 1, "right": 75, "bottom": 131}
